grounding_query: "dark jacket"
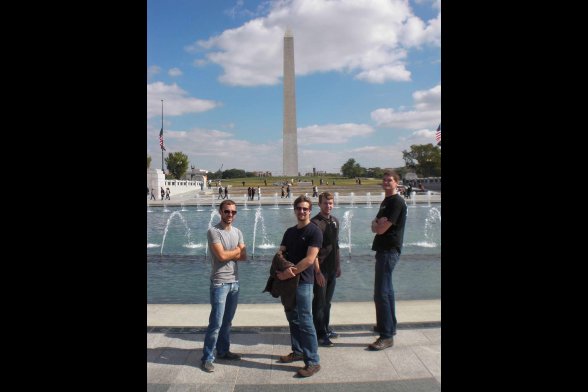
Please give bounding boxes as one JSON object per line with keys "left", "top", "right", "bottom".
{"left": 263, "top": 251, "right": 299, "bottom": 311}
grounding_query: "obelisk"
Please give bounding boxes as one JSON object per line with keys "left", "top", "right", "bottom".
{"left": 282, "top": 29, "right": 298, "bottom": 177}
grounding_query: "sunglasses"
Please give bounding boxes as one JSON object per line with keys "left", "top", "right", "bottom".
{"left": 294, "top": 207, "right": 309, "bottom": 212}
{"left": 222, "top": 210, "right": 237, "bottom": 215}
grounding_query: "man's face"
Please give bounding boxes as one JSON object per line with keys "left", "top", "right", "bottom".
{"left": 382, "top": 175, "right": 397, "bottom": 191}
{"left": 220, "top": 205, "right": 237, "bottom": 224}
{"left": 319, "top": 197, "right": 334, "bottom": 216}
{"left": 294, "top": 202, "right": 311, "bottom": 222}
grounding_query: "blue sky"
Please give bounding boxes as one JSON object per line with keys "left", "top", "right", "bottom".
{"left": 147, "top": 0, "right": 440, "bottom": 175}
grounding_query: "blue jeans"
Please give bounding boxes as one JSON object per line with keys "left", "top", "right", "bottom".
{"left": 285, "top": 283, "right": 320, "bottom": 366}
{"left": 374, "top": 250, "right": 399, "bottom": 339}
{"left": 201, "top": 281, "right": 239, "bottom": 362}
{"left": 313, "top": 271, "right": 337, "bottom": 338}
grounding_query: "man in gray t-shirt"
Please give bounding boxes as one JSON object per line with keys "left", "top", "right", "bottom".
{"left": 200, "top": 200, "right": 247, "bottom": 373}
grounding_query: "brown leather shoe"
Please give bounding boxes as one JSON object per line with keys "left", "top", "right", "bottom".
{"left": 279, "top": 352, "right": 304, "bottom": 363}
{"left": 368, "top": 337, "right": 394, "bottom": 351}
{"left": 297, "top": 364, "right": 321, "bottom": 377}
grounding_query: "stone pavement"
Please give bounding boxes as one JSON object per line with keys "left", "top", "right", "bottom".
{"left": 147, "top": 300, "right": 441, "bottom": 391}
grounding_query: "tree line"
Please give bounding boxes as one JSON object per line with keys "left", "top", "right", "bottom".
{"left": 148, "top": 143, "right": 440, "bottom": 180}
{"left": 340, "top": 143, "right": 441, "bottom": 178}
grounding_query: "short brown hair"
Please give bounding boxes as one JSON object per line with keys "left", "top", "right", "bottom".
{"left": 293, "top": 195, "right": 312, "bottom": 210}
{"left": 318, "top": 191, "right": 334, "bottom": 204}
{"left": 382, "top": 170, "right": 400, "bottom": 183}
{"left": 219, "top": 199, "right": 236, "bottom": 212}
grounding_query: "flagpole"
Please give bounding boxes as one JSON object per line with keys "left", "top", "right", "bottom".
{"left": 161, "top": 99, "right": 164, "bottom": 173}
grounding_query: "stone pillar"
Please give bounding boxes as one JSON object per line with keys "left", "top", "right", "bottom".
{"left": 283, "top": 29, "right": 298, "bottom": 177}
{"left": 147, "top": 168, "right": 165, "bottom": 195}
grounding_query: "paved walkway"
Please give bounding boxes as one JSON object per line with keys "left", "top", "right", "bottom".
{"left": 147, "top": 188, "right": 440, "bottom": 207}
{"left": 147, "top": 300, "right": 441, "bottom": 391}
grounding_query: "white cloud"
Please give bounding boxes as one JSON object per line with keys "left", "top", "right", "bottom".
{"left": 146, "top": 82, "right": 221, "bottom": 119}
{"left": 298, "top": 123, "right": 374, "bottom": 144}
{"left": 193, "top": 0, "right": 440, "bottom": 86}
{"left": 168, "top": 67, "right": 183, "bottom": 77}
{"left": 337, "top": 128, "right": 438, "bottom": 169}
{"left": 356, "top": 64, "right": 411, "bottom": 83}
{"left": 148, "top": 126, "right": 283, "bottom": 172}
{"left": 147, "top": 65, "right": 161, "bottom": 81}
{"left": 371, "top": 84, "right": 440, "bottom": 129}
{"left": 147, "top": 123, "right": 436, "bottom": 174}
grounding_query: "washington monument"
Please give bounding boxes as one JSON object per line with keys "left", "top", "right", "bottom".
{"left": 282, "top": 29, "right": 298, "bottom": 176}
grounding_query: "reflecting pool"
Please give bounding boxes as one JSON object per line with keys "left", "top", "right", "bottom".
{"left": 147, "top": 203, "right": 440, "bottom": 303}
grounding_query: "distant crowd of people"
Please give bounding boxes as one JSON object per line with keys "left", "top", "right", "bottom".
{"left": 148, "top": 186, "right": 170, "bottom": 200}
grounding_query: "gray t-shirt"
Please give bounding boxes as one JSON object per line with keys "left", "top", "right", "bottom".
{"left": 207, "top": 222, "right": 245, "bottom": 284}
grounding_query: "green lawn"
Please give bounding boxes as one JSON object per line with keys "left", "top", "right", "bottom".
{"left": 205, "top": 176, "right": 381, "bottom": 187}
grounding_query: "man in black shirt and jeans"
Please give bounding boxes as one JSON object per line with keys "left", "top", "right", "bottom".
{"left": 311, "top": 192, "right": 341, "bottom": 347}
{"left": 369, "top": 170, "right": 407, "bottom": 351}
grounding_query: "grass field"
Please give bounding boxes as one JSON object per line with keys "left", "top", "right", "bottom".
{"left": 204, "top": 176, "right": 381, "bottom": 187}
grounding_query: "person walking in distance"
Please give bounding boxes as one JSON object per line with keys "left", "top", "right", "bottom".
{"left": 368, "top": 170, "right": 407, "bottom": 351}
{"left": 276, "top": 195, "right": 323, "bottom": 377}
{"left": 311, "top": 192, "right": 341, "bottom": 347}
{"left": 200, "top": 200, "right": 247, "bottom": 372}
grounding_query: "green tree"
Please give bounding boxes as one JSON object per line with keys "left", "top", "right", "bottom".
{"left": 147, "top": 155, "right": 152, "bottom": 169}
{"left": 165, "top": 151, "right": 189, "bottom": 179}
{"left": 402, "top": 144, "right": 441, "bottom": 177}
{"left": 223, "top": 168, "right": 246, "bottom": 179}
{"left": 341, "top": 158, "right": 363, "bottom": 178}
{"left": 365, "top": 167, "right": 384, "bottom": 178}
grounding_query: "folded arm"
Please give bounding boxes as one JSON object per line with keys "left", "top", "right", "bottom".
{"left": 210, "top": 242, "right": 242, "bottom": 262}
{"left": 371, "top": 216, "right": 393, "bottom": 234}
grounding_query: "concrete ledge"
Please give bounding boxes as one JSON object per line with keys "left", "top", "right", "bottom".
{"left": 147, "top": 299, "right": 440, "bottom": 328}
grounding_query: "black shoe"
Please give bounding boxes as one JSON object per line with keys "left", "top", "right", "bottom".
{"left": 201, "top": 361, "right": 215, "bottom": 372}
{"left": 218, "top": 351, "right": 241, "bottom": 360}
{"left": 327, "top": 330, "right": 339, "bottom": 339}
{"left": 319, "top": 336, "right": 334, "bottom": 347}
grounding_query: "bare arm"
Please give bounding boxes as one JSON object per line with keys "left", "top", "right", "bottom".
{"left": 277, "top": 246, "right": 320, "bottom": 280}
{"left": 210, "top": 242, "right": 242, "bottom": 262}
{"left": 314, "top": 257, "right": 321, "bottom": 274}
{"left": 371, "top": 217, "right": 393, "bottom": 235}
{"left": 293, "top": 246, "right": 320, "bottom": 274}
{"left": 237, "top": 243, "right": 247, "bottom": 261}
{"left": 314, "top": 257, "right": 325, "bottom": 286}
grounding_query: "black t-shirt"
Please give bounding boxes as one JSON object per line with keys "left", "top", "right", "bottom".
{"left": 311, "top": 214, "right": 340, "bottom": 274}
{"left": 280, "top": 222, "right": 323, "bottom": 284}
{"left": 371, "top": 194, "right": 407, "bottom": 253}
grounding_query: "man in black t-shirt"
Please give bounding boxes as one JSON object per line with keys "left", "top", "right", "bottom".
{"left": 275, "top": 195, "right": 323, "bottom": 378}
{"left": 311, "top": 192, "right": 340, "bottom": 347}
{"left": 368, "top": 170, "right": 407, "bottom": 351}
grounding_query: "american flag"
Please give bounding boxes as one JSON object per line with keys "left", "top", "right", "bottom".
{"left": 159, "top": 128, "right": 166, "bottom": 151}
{"left": 435, "top": 123, "right": 441, "bottom": 145}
